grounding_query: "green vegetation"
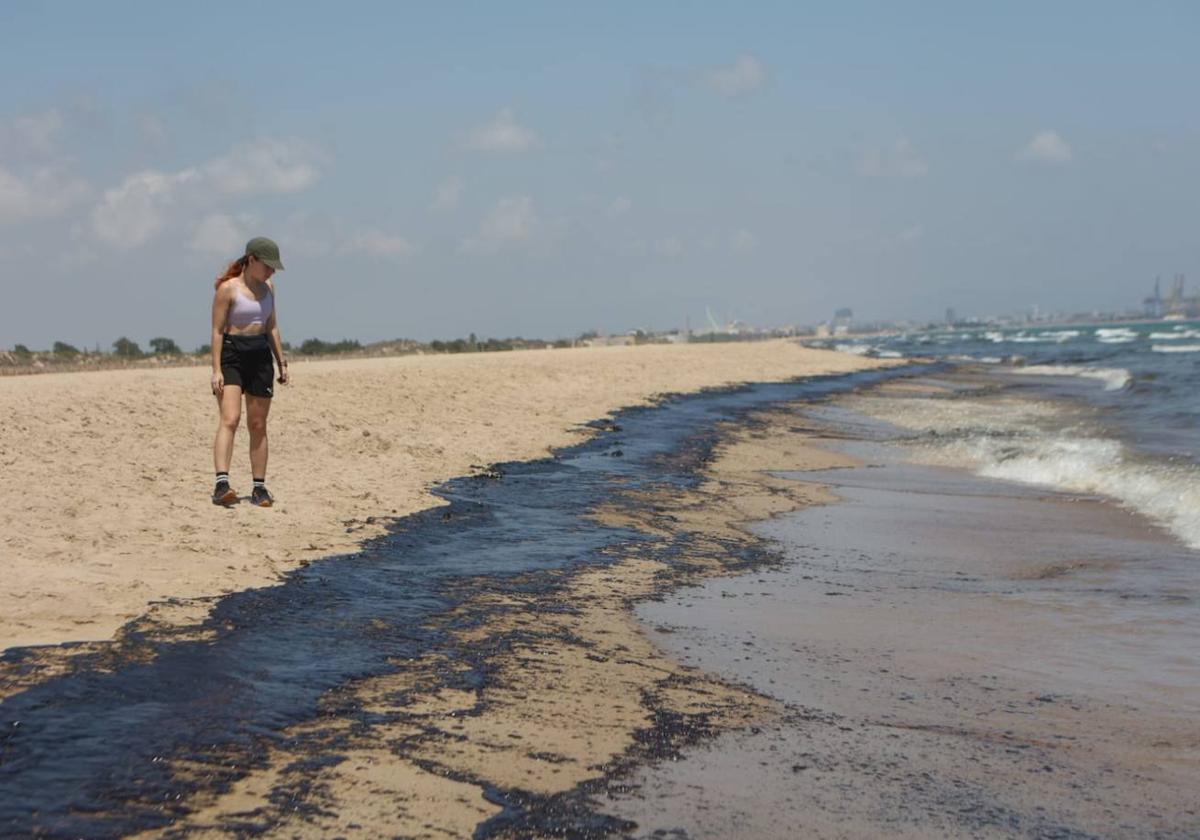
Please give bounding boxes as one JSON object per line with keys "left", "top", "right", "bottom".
{"left": 427, "top": 336, "right": 560, "bottom": 353}
{"left": 3, "top": 330, "right": 581, "bottom": 370}
{"left": 149, "top": 337, "right": 182, "bottom": 355}
{"left": 112, "top": 337, "right": 143, "bottom": 358}
{"left": 299, "top": 338, "right": 362, "bottom": 355}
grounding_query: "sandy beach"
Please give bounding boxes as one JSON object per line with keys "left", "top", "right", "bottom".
{"left": 0, "top": 342, "right": 899, "bottom": 836}
{"left": 3, "top": 350, "right": 1196, "bottom": 837}
{"left": 0, "top": 341, "right": 889, "bottom": 653}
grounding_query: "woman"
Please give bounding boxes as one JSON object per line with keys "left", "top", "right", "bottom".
{"left": 210, "top": 237, "right": 289, "bottom": 507}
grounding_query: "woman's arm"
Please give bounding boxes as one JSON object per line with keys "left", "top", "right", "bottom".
{"left": 266, "top": 280, "right": 288, "bottom": 385}
{"left": 211, "top": 284, "right": 231, "bottom": 395}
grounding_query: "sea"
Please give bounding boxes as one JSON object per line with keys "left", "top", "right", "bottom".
{"left": 602, "top": 323, "right": 1200, "bottom": 835}
{"left": 812, "top": 319, "right": 1200, "bottom": 551}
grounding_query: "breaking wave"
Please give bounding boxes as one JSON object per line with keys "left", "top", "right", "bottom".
{"left": 1017, "top": 364, "right": 1132, "bottom": 391}
{"left": 849, "top": 393, "right": 1200, "bottom": 550}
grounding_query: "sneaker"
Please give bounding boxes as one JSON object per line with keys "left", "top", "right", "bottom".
{"left": 250, "top": 485, "right": 275, "bottom": 507}
{"left": 212, "top": 481, "right": 237, "bottom": 506}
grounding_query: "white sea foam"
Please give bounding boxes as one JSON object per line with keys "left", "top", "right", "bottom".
{"left": 1152, "top": 344, "right": 1200, "bottom": 353}
{"left": 848, "top": 393, "right": 1200, "bottom": 550}
{"left": 833, "top": 343, "right": 872, "bottom": 356}
{"left": 1148, "top": 330, "right": 1200, "bottom": 340}
{"left": 1017, "top": 364, "right": 1131, "bottom": 391}
{"left": 968, "top": 436, "right": 1200, "bottom": 550}
{"left": 1095, "top": 327, "right": 1138, "bottom": 338}
{"left": 979, "top": 329, "right": 1081, "bottom": 344}
{"left": 948, "top": 354, "right": 1002, "bottom": 364}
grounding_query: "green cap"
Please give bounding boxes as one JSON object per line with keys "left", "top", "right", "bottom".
{"left": 245, "top": 236, "right": 284, "bottom": 271}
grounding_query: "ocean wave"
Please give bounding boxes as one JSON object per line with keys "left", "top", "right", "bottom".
{"left": 948, "top": 354, "right": 1003, "bottom": 364}
{"left": 1148, "top": 330, "right": 1200, "bottom": 340}
{"left": 968, "top": 437, "right": 1199, "bottom": 550}
{"left": 979, "top": 329, "right": 1082, "bottom": 345}
{"left": 833, "top": 343, "right": 872, "bottom": 356}
{"left": 850, "top": 393, "right": 1200, "bottom": 550}
{"left": 1152, "top": 344, "right": 1200, "bottom": 353}
{"left": 1096, "top": 327, "right": 1138, "bottom": 338}
{"left": 831, "top": 343, "right": 906, "bottom": 359}
{"left": 1017, "top": 364, "right": 1131, "bottom": 391}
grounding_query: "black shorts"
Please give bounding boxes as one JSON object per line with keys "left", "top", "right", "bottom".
{"left": 220, "top": 334, "right": 275, "bottom": 398}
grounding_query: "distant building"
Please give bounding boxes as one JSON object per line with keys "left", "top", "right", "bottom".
{"left": 580, "top": 334, "right": 636, "bottom": 348}
{"left": 945, "top": 307, "right": 956, "bottom": 326}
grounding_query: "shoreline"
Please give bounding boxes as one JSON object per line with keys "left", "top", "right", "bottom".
{"left": 133, "top": 396, "right": 862, "bottom": 836}
{"left": 1, "top": 364, "right": 895, "bottom": 835}
{"left": 9, "top": 362, "right": 1191, "bottom": 835}
{"left": 609, "top": 377, "right": 1200, "bottom": 838}
{"left": 0, "top": 340, "right": 896, "bottom": 654}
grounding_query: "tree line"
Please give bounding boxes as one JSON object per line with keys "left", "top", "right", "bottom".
{"left": 5, "top": 333, "right": 577, "bottom": 363}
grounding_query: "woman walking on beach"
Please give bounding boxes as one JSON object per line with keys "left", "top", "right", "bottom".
{"left": 210, "top": 237, "right": 289, "bottom": 507}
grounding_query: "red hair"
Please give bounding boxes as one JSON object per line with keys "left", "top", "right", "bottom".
{"left": 214, "top": 255, "right": 250, "bottom": 289}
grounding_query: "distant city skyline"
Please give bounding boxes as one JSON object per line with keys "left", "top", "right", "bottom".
{"left": 2, "top": 2, "right": 1198, "bottom": 348}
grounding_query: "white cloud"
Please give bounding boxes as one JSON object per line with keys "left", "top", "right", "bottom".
{"left": 461, "top": 195, "right": 539, "bottom": 251}
{"left": 0, "top": 109, "right": 64, "bottom": 157}
{"left": 654, "top": 237, "right": 684, "bottom": 258}
{"left": 858, "top": 138, "right": 928, "bottom": 178}
{"left": 708, "top": 55, "right": 768, "bottom": 97}
{"left": 0, "top": 165, "right": 90, "bottom": 222}
{"left": 462, "top": 108, "right": 541, "bottom": 153}
{"left": 84, "top": 137, "right": 322, "bottom": 249}
{"left": 344, "top": 228, "right": 414, "bottom": 258}
{"left": 1019, "top": 130, "right": 1072, "bottom": 163}
{"left": 90, "top": 168, "right": 199, "bottom": 248}
{"left": 190, "top": 212, "right": 259, "bottom": 254}
{"left": 203, "top": 138, "right": 322, "bottom": 194}
{"left": 731, "top": 229, "right": 757, "bottom": 252}
{"left": 606, "top": 196, "right": 633, "bottom": 217}
{"left": 431, "top": 175, "right": 464, "bottom": 212}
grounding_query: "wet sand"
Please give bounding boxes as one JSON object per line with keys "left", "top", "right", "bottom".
{"left": 608, "top": 409, "right": 1200, "bottom": 837}
{"left": 0, "top": 340, "right": 890, "bottom": 653}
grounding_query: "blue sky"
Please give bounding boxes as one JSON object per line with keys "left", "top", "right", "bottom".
{"left": 1, "top": 2, "right": 1198, "bottom": 347}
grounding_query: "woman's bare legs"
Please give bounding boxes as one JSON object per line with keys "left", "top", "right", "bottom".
{"left": 213, "top": 385, "right": 244, "bottom": 474}
{"left": 245, "top": 395, "right": 272, "bottom": 480}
